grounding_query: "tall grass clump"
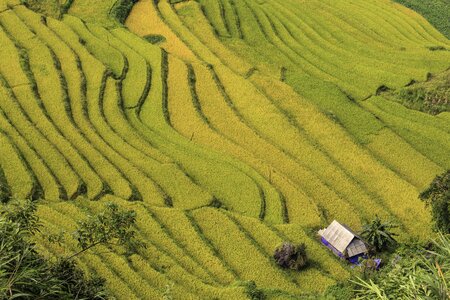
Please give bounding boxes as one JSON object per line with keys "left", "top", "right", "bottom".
{"left": 353, "top": 233, "right": 450, "bottom": 299}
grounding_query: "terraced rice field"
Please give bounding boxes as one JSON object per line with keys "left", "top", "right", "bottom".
{"left": 0, "top": 0, "right": 449, "bottom": 298}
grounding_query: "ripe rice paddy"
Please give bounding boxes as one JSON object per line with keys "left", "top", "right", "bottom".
{"left": 0, "top": 0, "right": 449, "bottom": 298}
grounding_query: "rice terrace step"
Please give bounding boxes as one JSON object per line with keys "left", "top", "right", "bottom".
{"left": 0, "top": 0, "right": 449, "bottom": 299}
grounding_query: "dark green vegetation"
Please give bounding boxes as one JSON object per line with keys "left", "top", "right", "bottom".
{"left": 22, "top": 0, "right": 139, "bottom": 25}
{"left": 0, "top": 200, "right": 107, "bottom": 299}
{"left": 361, "top": 216, "right": 398, "bottom": 252}
{"left": 420, "top": 170, "right": 450, "bottom": 233}
{"left": 393, "top": 0, "right": 450, "bottom": 39}
{"left": 352, "top": 233, "right": 450, "bottom": 299}
{"left": 143, "top": 34, "right": 166, "bottom": 44}
{"left": 384, "top": 69, "right": 450, "bottom": 115}
{"left": 59, "top": 202, "right": 145, "bottom": 259}
{"left": 273, "top": 242, "right": 308, "bottom": 271}
{"left": 21, "top": 0, "right": 65, "bottom": 18}
{"left": 110, "top": 0, "right": 139, "bottom": 24}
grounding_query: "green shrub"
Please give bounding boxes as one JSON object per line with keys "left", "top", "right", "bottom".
{"left": 420, "top": 170, "right": 450, "bottom": 233}
{"left": 361, "top": 216, "right": 398, "bottom": 252}
{"left": 352, "top": 233, "right": 450, "bottom": 299}
{"left": 0, "top": 200, "right": 108, "bottom": 299}
{"left": 324, "top": 282, "right": 354, "bottom": 300}
{"left": 143, "top": 34, "right": 166, "bottom": 44}
{"left": 273, "top": 242, "right": 308, "bottom": 271}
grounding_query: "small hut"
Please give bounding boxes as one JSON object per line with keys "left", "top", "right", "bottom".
{"left": 318, "top": 220, "right": 368, "bottom": 264}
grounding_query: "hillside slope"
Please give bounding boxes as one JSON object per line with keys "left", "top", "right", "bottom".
{"left": 0, "top": 0, "right": 449, "bottom": 298}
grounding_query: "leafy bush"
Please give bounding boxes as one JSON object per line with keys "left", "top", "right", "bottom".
{"left": 420, "top": 170, "right": 450, "bottom": 233}
{"left": 232, "top": 281, "right": 265, "bottom": 300}
{"left": 143, "top": 34, "right": 167, "bottom": 44}
{"left": 352, "top": 233, "right": 450, "bottom": 299}
{"left": 361, "top": 216, "right": 398, "bottom": 252}
{"left": 324, "top": 282, "right": 355, "bottom": 300}
{"left": 387, "top": 70, "right": 450, "bottom": 115}
{"left": 273, "top": 242, "right": 308, "bottom": 271}
{"left": 0, "top": 200, "right": 108, "bottom": 299}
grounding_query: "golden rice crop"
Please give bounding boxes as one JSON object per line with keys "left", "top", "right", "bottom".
{"left": 125, "top": 0, "right": 197, "bottom": 62}
{"left": 0, "top": 131, "right": 34, "bottom": 199}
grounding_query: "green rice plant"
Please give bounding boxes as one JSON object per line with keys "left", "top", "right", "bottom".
{"left": 250, "top": 75, "right": 399, "bottom": 223}
{"left": 7, "top": 9, "right": 108, "bottom": 199}
{"left": 0, "top": 80, "right": 81, "bottom": 199}
{"left": 0, "top": 108, "right": 62, "bottom": 201}
{"left": 316, "top": 0, "right": 444, "bottom": 48}
{"left": 95, "top": 249, "right": 164, "bottom": 300}
{"left": 75, "top": 202, "right": 246, "bottom": 299}
{"left": 85, "top": 25, "right": 227, "bottom": 208}
{"left": 197, "top": 0, "right": 230, "bottom": 38}
{"left": 128, "top": 255, "right": 201, "bottom": 299}
{"left": 216, "top": 0, "right": 241, "bottom": 39}
{"left": 272, "top": 0, "right": 433, "bottom": 73}
{"left": 44, "top": 16, "right": 155, "bottom": 201}
{"left": 46, "top": 17, "right": 159, "bottom": 201}
{"left": 166, "top": 56, "right": 284, "bottom": 222}
{"left": 227, "top": 213, "right": 338, "bottom": 293}
{"left": 152, "top": 206, "right": 237, "bottom": 284}
{"left": 124, "top": 0, "right": 197, "bottom": 61}
{"left": 112, "top": 28, "right": 271, "bottom": 218}
{"left": 193, "top": 63, "right": 322, "bottom": 227}
{"left": 212, "top": 64, "right": 362, "bottom": 227}
{"left": 190, "top": 207, "right": 305, "bottom": 295}
{"left": 241, "top": 0, "right": 383, "bottom": 99}
{"left": 252, "top": 0, "right": 428, "bottom": 82}
{"left": 0, "top": 130, "right": 34, "bottom": 200}
{"left": 63, "top": 15, "right": 125, "bottom": 78}
{"left": 174, "top": 1, "right": 251, "bottom": 75}
{"left": 0, "top": 14, "right": 86, "bottom": 199}
{"left": 13, "top": 5, "right": 140, "bottom": 199}
{"left": 363, "top": 96, "right": 450, "bottom": 169}
{"left": 262, "top": 6, "right": 415, "bottom": 95}
{"left": 366, "top": 129, "right": 443, "bottom": 190}
{"left": 65, "top": 0, "right": 118, "bottom": 27}
{"left": 261, "top": 0, "right": 449, "bottom": 79}
{"left": 86, "top": 24, "right": 147, "bottom": 109}
{"left": 157, "top": 0, "right": 251, "bottom": 76}
{"left": 128, "top": 204, "right": 220, "bottom": 284}
{"left": 362, "top": 0, "right": 443, "bottom": 44}
{"left": 98, "top": 77, "right": 167, "bottom": 203}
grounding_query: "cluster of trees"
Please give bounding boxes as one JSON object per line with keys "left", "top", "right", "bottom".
{"left": 0, "top": 200, "right": 143, "bottom": 299}
{"left": 420, "top": 170, "right": 450, "bottom": 234}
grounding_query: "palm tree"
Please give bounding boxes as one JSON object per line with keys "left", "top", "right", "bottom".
{"left": 361, "top": 216, "right": 398, "bottom": 252}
